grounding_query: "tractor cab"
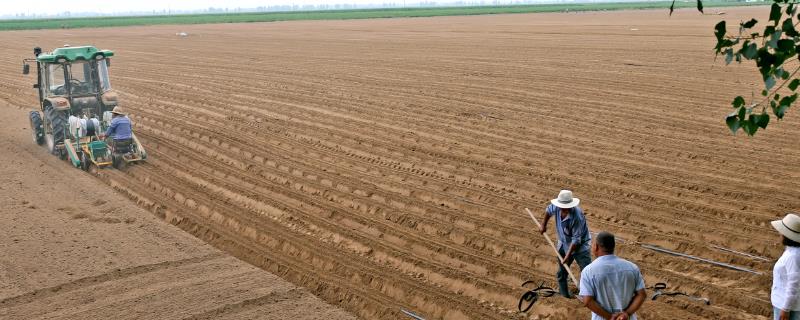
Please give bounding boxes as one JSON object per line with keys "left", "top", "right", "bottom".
{"left": 24, "top": 45, "right": 117, "bottom": 117}
{"left": 23, "top": 46, "right": 146, "bottom": 170}
{"left": 44, "top": 58, "right": 111, "bottom": 97}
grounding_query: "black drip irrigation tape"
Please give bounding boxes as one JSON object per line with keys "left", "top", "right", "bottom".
{"left": 649, "top": 282, "right": 711, "bottom": 305}
{"left": 517, "top": 281, "right": 558, "bottom": 312}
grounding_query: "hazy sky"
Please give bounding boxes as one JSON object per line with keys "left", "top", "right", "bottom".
{"left": 1, "top": 0, "right": 384, "bottom": 15}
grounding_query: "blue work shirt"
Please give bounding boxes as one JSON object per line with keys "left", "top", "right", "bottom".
{"left": 105, "top": 116, "right": 132, "bottom": 140}
{"left": 579, "top": 255, "right": 646, "bottom": 320}
{"left": 546, "top": 204, "right": 591, "bottom": 253}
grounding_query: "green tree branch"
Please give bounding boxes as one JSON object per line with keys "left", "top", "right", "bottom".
{"left": 682, "top": 0, "right": 796, "bottom": 135}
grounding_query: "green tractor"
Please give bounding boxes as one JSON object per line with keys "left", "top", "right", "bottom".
{"left": 23, "top": 45, "right": 146, "bottom": 170}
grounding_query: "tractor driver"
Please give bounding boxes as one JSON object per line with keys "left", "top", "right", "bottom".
{"left": 102, "top": 106, "right": 133, "bottom": 154}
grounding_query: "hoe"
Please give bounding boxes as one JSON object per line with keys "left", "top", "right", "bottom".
{"left": 23, "top": 45, "right": 146, "bottom": 170}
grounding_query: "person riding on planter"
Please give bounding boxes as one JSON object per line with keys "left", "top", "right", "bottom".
{"left": 101, "top": 106, "right": 133, "bottom": 154}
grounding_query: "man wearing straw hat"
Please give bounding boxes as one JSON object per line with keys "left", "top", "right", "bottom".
{"left": 539, "top": 189, "right": 592, "bottom": 298}
{"left": 771, "top": 213, "right": 800, "bottom": 320}
{"left": 102, "top": 106, "right": 133, "bottom": 153}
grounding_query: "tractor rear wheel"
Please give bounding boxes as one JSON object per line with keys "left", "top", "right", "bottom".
{"left": 29, "top": 111, "right": 44, "bottom": 145}
{"left": 44, "top": 105, "right": 67, "bottom": 156}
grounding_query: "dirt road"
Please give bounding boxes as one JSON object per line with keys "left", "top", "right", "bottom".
{"left": 0, "top": 105, "right": 355, "bottom": 319}
{"left": 0, "top": 6, "right": 797, "bottom": 319}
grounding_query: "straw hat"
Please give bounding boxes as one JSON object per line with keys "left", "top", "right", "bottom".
{"left": 110, "top": 106, "right": 125, "bottom": 115}
{"left": 551, "top": 190, "right": 580, "bottom": 209}
{"left": 772, "top": 213, "right": 800, "bottom": 243}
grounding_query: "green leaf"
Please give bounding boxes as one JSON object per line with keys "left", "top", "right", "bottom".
{"left": 743, "top": 42, "right": 758, "bottom": 59}
{"left": 778, "top": 39, "right": 796, "bottom": 54}
{"left": 774, "top": 93, "right": 797, "bottom": 119}
{"left": 740, "top": 120, "right": 754, "bottom": 136}
{"left": 756, "top": 48, "right": 776, "bottom": 78}
{"left": 725, "top": 49, "right": 734, "bottom": 65}
{"left": 778, "top": 106, "right": 789, "bottom": 119}
{"left": 732, "top": 96, "right": 746, "bottom": 108}
{"left": 770, "top": 3, "right": 782, "bottom": 25}
{"left": 775, "top": 104, "right": 789, "bottom": 119}
{"left": 783, "top": 93, "right": 798, "bottom": 105}
{"left": 755, "top": 113, "right": 770, "bottom": 129}
{"left": 715, "top": 39, "right": 735, "bottom": 53}
{"left": 762, "top": 89, "right": 769, "bottom": 96}
{"left": 783, "top": 18, "right": 799, "bottom": 37}
{"left": 744, "top": 115, "right": 759, "bottom": 135}
{"left": 788, "top": 79, "right": 800, "bottom": 91}
{"left": 765, "top": 25, "right": 776, "bottom": 38}
{"left": 738, "top": 105, "right": 747, "bottom": 120}
{"left": 767, "top": 30, "right": 781, "bottom": 49}
{"left": 742, "top": 18, "right": 758, "bottom": 29}
{"left": 766, "top": 76, "right": 776, "bottom": 90}
{"left": 726, "top": 113, "right": 740, "bottom": 134}
{"left": 669, "top": 0, "right": 676, "bottom": 16}
{"left": 697, "top": 0, "right": 703, "bottom": 13}
{"left": 715, "top": 21, "right": 726, "bottom": 41}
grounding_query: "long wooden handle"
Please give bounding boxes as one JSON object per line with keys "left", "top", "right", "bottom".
{"left": 525, "top": 207, "right": 580, "bottom": 287}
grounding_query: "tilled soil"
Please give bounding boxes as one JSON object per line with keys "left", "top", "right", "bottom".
{"left": 0, "top": 107, "right": 356, "bottom": 319}
{"left": 0, "top": 6, "right": 797, "bottom": 319}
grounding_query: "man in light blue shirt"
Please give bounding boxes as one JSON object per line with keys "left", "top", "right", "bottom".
{"left": 579, "top": 232, "right": 647, "bottom": 320}
{"left": 540, "top": 189, "right": 592, "bottom": 298}
{"left": 105, "top": 107, "right": 132, "bottom": 141}
{"left": 101, "top": 106, "right": 134, "bottom": 154}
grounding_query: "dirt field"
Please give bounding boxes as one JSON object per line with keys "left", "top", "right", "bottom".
{"left": 0, "top": 103, "right": 357, "bottom": 319}
{"left": 0, "top": 6, "right": 798, "bottom": 319}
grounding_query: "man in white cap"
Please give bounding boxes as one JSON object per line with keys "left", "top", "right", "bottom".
{"left": 771, "top": 213, "right": 800, "bottom": 320}
{"left": 540, "top": 189, "right": 592, "bottom": 298}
